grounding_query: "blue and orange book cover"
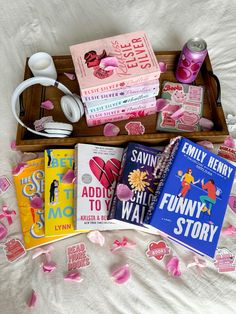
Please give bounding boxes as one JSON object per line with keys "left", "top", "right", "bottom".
{"left": 144, "top": 137, "right": 235, "bottom": 258}
{"left": 44, "top": 149, "right": 86, "bottom": 237}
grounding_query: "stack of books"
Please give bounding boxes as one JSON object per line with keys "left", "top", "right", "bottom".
{"left": 70, "top": 31, "right": 161, "bottom": 126}
{"left": 13, "top": 138, "right": 235, "bottom": 260}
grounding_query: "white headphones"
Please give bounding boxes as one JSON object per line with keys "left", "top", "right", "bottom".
{"left": 11, "top": 76, "right": 84, "bottom": 138}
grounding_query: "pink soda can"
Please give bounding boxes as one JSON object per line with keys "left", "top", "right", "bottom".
{"left": 175, "top": 38, "right": 207, "bottom": 84}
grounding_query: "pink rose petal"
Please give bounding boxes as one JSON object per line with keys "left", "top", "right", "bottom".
{"left": 224, "top": 135, "right": 235, "bottom": 148}
{"left": 64, "top": 271, "right": 83, "bottom": 282}
{"left": 42, "top": 261, "right": 57, "bottom": 273}
{"left": 10, "top": 140, "right": 18, "bottom": 151}
{"left": 30, "top": 195, "right": 43, "bottom": 209}
{"left": 196, "top": 140, "right": 214, "bottom": 151}
{"left": 228, "top": 195, "right": 236, "bottom": 214}
{"left": 27, "top": 289, "right": 37, "bottom": 308}
{"left": 87, "top": 230, "right": 105, "bottom": 247}
{"left": 116, "top": 184, "right": 133, "bottom": 201}
{"left": 21, "top": 152, "right": 38, "bottom": 162}
{"left": 166, "top": 256, "right": 181, "bottom": 277}
{"left": 221, "top": 225, "right": 236, "bottom": 236}
{"left": 100, "top": 57, "right": 119, "bottom": 71}
{"left": 103, "top": 123, "right": 120, "bottom": 137}
{"left": 199, "top": 117, "right": 214, "bottom": 130}
{"left": 170, "top": 108, "right": 185, "bottom": 121}
{"left": 159, "top": 62, "right": 167, "bottom": 73}
{"left": 111, "top": 264, "right": 130, "bottom": 284}
{"left": 156, "top": 98, "right": 169, "bottom": 112}
{"left": 41, "top": 100, "right": 54, "bottom": 110}
{"left": 12, "top": 162, "right": 27, "bottom": 175}
{"left": 64, "top": 72, "right": 76, "bottom": 80}
{"left": 62, "top": 169, "right": 75, "bottom": 184}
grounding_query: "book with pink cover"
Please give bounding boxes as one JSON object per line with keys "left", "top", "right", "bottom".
{"left": 74, "top": 144, "right": 128, "bottom": 230}
{"left": 70, "top": 31, "right": 160, "bottom": 96}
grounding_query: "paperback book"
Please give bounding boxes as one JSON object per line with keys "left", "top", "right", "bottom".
{"left": 44, "top": 149, "right": 86, "bottom": 236}
{"left": 13, "top": 158, "right": 65, "bottom": 250}
{"left": 144, "top": 137, "right": 235, "bottom": 258}
{"left": 108, "top": 142, "right": 162, "bottom": 231}
{"left": 156, "top": 81, "right": 204, "bottom": 132}
{"left": 74, "top": 143, "right": 127, "bottom": 230}
{"left": 70, "top": 31, "right": 160, "bottom": 96}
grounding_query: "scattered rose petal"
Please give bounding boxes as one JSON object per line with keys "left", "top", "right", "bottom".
{"left": 21, "top": 152, "right": 38, "bottom": 162}
{"left": 87, "top": 230, "right": 105, "bottom": 247}
{"left": 156, "top": 98, "right": 169, "bottom": 112}
{"left": 41, "top": 100, "right": 54, "bottom": 110}
{"left": 111, "top": 264, "right": 130, "bottom": 284}
{"left": 30, "top": 195, "right": 43, "bottom": 209}
{"left": 166, "top": 256, "right": 181, "bottom": 277}
{"left": 197, "top": 140, "right": 214, "bottom": 151}
{"left": 64, "top": 271, "right": 83, "bottom": 282}
{"left": 116, "top": 184, "right": 133, "bottom": 201}
{"left": 62, "top": 169, "right": 75, "bottom": 184}
{"left": 125, "top": 121, "right": 145, "bottom": 135}
{"left": 103, "top": 123, "right": 120, "bottom": 137}
{"left": 100, "top": 57, "right": 119, "bottom": 71}
{"left": 159, "top": 62, "right": 167, "bottom": 73}
{"left": 224, "top": 135, "right": 235, "bottom": 148}
{"left": 64, "top": 72, "right": 76, "bottom": 80}
{"left": 199, "top": 117, "right": 214, "bottom": 130}
{"left": 42, "top": 261, "right": 57, "bottom": 273}
{"left": 10, "top": 140, "right": 18, "bottom": 151}
{"left": 228, "top": 195, "right": 236, "bottom": 214}
{"left": 170, "top": 108, "right": 185, "bottom": 121}
{"left": 27, "top": 289, "right": 37, "bottom": 308}
{"left": 0, "top": 222, "right": 8, "bottom": 241}
{"left": 222, "top": 225, "right": 236, "bottom": 236}
{"left": 12, "top": 162, "right": 27, "bottom": 175}
{"left": 32, "top": 245, "right": 54, "bottom": 260}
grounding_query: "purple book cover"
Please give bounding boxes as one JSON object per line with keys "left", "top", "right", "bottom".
{"left": 108, "top": 142, "right": 162, "bottom": 228}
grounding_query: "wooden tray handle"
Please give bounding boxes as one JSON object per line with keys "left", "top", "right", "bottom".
{"left": 208, "top": 71, "right": 221, "bottom": 107}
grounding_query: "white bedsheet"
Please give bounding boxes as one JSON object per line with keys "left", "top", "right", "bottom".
{"left": 0, "top": 1, "right": 236, "bottom": 313}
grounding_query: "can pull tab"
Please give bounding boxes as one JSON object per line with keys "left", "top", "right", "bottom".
{"left": 209, "top": 71, "right": 221, "bottom": 107}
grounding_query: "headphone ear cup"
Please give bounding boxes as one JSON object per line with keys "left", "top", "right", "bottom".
{"left": 43, "top": 122, "right": 73, "bottom": 137}
{"left": 60, "top": 94, "right": 84, "bottom": 123}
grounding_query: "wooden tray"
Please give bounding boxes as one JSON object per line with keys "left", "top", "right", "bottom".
{"left": 16, "top": 51, "right": 228, "bottom": 151}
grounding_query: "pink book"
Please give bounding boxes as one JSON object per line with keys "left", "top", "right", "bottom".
{"left": 85, "top": 97, "right": 157, "bottom": 120}
{"left": 82, "top": 80, "right": 159, "bottom": 103}
{"left": 70, "top": 31, "right": 160, "bottom": 96}
{"left": 86, "top": 106, "right": 157, "bottom": 127}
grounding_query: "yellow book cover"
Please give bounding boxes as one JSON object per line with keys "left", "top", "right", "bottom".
{"left": 13, "top": 157, "right": 65, "bottom": 250}
{"left": 44, "top": 149, "right": 86, "bottom": 236}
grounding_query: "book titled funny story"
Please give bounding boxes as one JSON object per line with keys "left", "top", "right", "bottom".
{"left": 144, "top": 137, "right": 235, "bottom": 259}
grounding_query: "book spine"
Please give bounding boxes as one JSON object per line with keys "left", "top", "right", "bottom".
{"left": 73, "top": 146, "right": 79, "bottom": 230}
{"left": 82, "top": 82, "right": 159, "bottom": 103}
{"left": 86, "top": 92, "right": 156, "bottom": 113}
{"left": 80, "top": 72, "right": 160, "bottom": 97}
{"left": 85, "top": 97, "right": 156, "bottom": 119}
{"left": 144, "top": 137, "right": 182, "bottom": 225}
{"left": 86, "top": 107, "right": 157, "bottom": 127}
{"left": 108, "top": 146, "right": 129, "bottom": 220}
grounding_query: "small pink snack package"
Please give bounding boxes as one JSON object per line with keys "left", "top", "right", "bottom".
{"left": 111, "top": 264, "right": 131, "bottom": 284}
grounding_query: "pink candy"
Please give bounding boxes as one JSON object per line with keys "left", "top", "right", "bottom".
{"left": 116, "top": 184, "right": 133, "bottom": 201}
{"left": 221, "top": 225, "right": 236, "bottom": 236}
{"left": 103, "top": 123, "right": 120, "bottom": 137}
{"left": 224, "top": 135, "right": 235, "bottom": 148}
{"left": 111, "top": 264, "right": 130, "bottom": 284}
{"left": 41, "top": 100, "right": 54, "bottom": 110}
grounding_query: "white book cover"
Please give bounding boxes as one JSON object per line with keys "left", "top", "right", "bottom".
{"left": 74, "top": 143, "right": 127, "bottom": 230}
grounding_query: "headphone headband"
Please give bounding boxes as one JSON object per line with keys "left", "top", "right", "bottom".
{"left": 11, "top": 77, "right": 75, "bottom": 138}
